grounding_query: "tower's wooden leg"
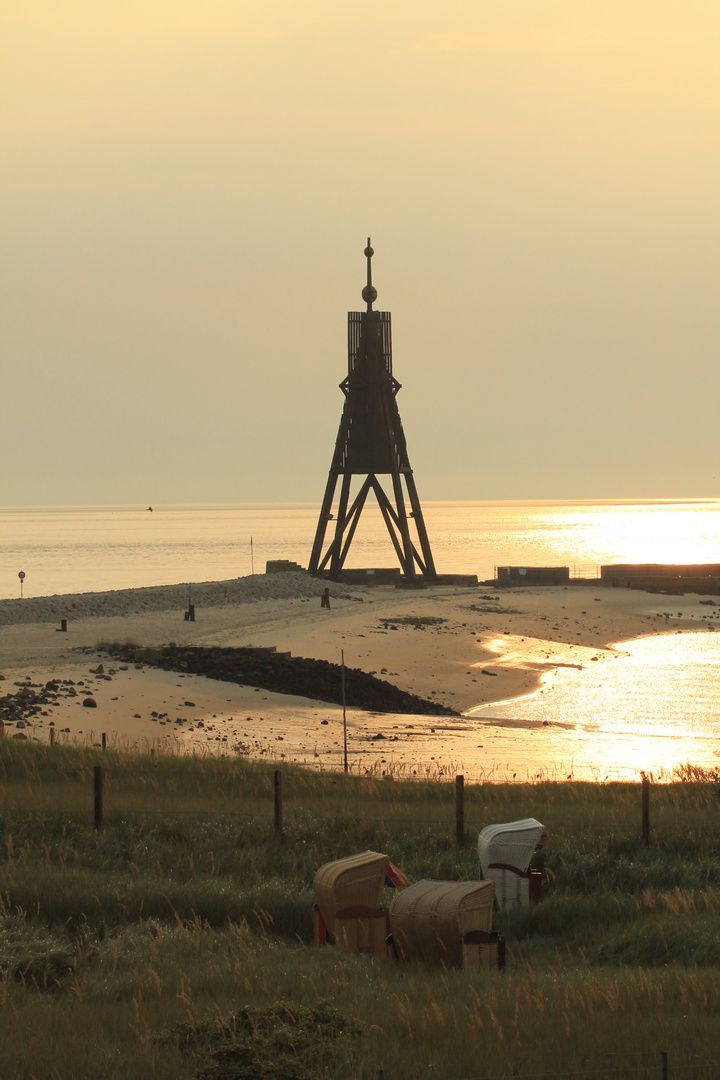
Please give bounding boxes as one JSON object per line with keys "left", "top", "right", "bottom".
{"left": 405, "top": 472, "right": 436, "bottom": 578}
{"left": 391, "top": 469, "right": 415, "bottom": 578}
{"left": 309, "top": 469, "right": 339, "bottom": 573}
{"left": 330, "top": 472, "right": 352, "bottom": 575}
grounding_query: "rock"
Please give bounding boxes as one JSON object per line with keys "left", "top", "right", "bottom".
{"left": 12, "top": 732, "right": 27, "bottom": 740}
{"left": 102, "top": 643, "right": 459, "bottom": 717}
{"left": 83, "top": 698, "right": 97, "bottom": 708}
{"left": 371, "top": 732, "right": 386, "bottom": 740}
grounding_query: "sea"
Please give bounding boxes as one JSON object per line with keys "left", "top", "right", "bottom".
{"left": 3, "top": 499, "right": 720, "bottom": 779}
{"left": 4, "top": 499, "right": 720, "bottom": 600}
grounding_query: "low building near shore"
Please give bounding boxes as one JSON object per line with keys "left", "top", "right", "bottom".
{"left": 496, "top": 566, "right": 570, "bottom": 586}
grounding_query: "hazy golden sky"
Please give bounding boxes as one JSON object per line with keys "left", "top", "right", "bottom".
{"left": 2, "top": 1, "right": 719, "bottom": 503}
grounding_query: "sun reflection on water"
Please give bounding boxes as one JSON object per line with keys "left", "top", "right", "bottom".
{"left": 470, "top": 632, "right": 720, "bottom": 779}
{"left": 566, "top": 503, "right": 720, "bottom": 566}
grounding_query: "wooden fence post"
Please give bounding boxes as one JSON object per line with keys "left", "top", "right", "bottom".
{"left": 50, "top": 727, "right": 55, "bottom": 745}
{"left": 661, "top": 1050, "right": 668, "bottom": 1080}
{"left": 642, "top": 776, "right": 650, "bottom": 846}
{"left": 101, "top": 732, "right": 107, "bottom": 751}
{"left": 94, "top": 765, "right": 104, "bottom": 830}
{"left": 456, "top": 774, "right": 465, "bottom": 843}
{"left": 341, "top": 649, "right": 348, "bottom": 774}
{"left": 274, "top": 769, "right": 283, "bottom": 837}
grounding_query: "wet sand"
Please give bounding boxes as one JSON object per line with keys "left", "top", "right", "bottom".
{"left": 2, "top": 575, "right": 717, "bottom": 777}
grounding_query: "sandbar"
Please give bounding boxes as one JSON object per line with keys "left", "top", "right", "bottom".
{"left": 2, "top": 572, "right": 717, "bottom": 778}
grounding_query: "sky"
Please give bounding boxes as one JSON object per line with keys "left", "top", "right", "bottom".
{"left": 1, "top": 0, "right": 719, "bottom": 506}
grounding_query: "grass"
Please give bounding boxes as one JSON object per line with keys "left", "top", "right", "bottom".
{"left": 1, "top": 739, "right": 720, "bottom": 1079}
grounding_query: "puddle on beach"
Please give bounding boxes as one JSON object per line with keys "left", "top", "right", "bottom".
{"left": 468, "top": 631, "right": 720, "bottom": 779}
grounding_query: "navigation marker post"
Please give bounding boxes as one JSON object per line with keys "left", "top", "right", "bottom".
{"left": 18, "top": 571, "right": 26, "bottom": 598}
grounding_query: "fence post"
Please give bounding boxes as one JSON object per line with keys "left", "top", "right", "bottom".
{"left": 274, "top": 769, "right": 283, "bottom": 837}
{"left": 341, "top": 649, "right": 348, "bottom": 774}
{"left": 101, "top": 732, "right": 107, "bottom": 751}
{"left": 94, "top": 765, "right": 104, "bottom": 830}
{"left": 661, "top": 1051, "right": 668, "bottom": 1080}
{"left": 642, "top": 776, "right": 650, "bottom": 846}
{"left": 50, "top": 727, "right": 55, "bottom": 745}
{"left": 456, "top": 774, "right": 465, "bottom": 843}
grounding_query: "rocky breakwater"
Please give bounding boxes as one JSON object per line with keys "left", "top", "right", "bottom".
{"left": 105, "top": 644, "right": 460, "bottom": 717}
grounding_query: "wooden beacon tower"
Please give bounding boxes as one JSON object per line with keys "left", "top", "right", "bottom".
{"left": 308, "top": 240, "right": 437, "bottom": 580}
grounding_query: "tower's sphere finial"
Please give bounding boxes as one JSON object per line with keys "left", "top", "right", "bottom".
{"left": 363, "top": 237, "right": 376, "bottom": 307}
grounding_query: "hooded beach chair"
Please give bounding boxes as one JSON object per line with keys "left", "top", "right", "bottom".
{"left": 313, "top": 850, "right": 406, "bottom": 958}
{"left": 478, "top": 818, "right": 547, "bottom": 912}
{"left": 388, "top": 879, "right": 503, "bottom": 970}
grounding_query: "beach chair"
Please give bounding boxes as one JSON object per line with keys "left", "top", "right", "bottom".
{"left": 478, "top": 818, "right": 547, "bottom": 912}
{"left": 313, "top": 850, "right": 406, "bottom": 958}
{"left": 389, "top": 879, "right": 503, "bottom": 970}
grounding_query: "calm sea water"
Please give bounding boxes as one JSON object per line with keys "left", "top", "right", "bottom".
{"left": 3, "top": 499, "right": 720, "bottom": 600}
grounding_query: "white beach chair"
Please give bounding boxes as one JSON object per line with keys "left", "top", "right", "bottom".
{"left": 478, "top": 818, "right": 547, "bottom": 912}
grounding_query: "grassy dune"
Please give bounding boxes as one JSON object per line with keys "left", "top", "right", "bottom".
{"left": 1, "top": 740, "right": 720, "bottom": 1079}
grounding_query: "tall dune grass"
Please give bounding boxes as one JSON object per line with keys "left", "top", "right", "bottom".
{"left": 1, "top": 740, "right": 720, "bottom": 1079}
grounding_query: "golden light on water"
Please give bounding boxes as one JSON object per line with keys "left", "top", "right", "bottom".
{"left": 568, "top": 503, "right": 720, "bottom": 566}
{"left": 472, "top": 631, "right": 720, "bottom": 780}
{"left": 4, "top": 500, "right": 720, "bottom": 598}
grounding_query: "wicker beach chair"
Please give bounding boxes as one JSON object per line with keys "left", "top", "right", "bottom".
{"left": 313, "top": 850, "right": 392, "bottom": 958}
{"left": 478, "top": 818, "right": 547, "bottom": 912}
{"left": 389, "top": 879, "right": 502, "bottom": 970}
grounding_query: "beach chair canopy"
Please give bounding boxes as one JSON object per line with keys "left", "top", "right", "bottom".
{"left": 478, "top": 818, "right": 547, "bottom": 912}
{"left": 478, "top": 818, "right": 546, "bottom": 877}
{"left": 389, "top": 879, "right": 495, "bottom": 968}
{"left": 313, "top": 850, "right": 391, "bottom": 936}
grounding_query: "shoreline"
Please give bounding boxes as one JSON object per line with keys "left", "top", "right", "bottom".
{"left": 3, "top": 574, "right": 719, "bottom": 779}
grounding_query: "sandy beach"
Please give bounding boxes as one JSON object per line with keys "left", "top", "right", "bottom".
{"left": 2, "top": 572, "right": 718, "bottom": 777}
